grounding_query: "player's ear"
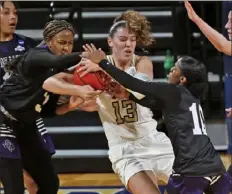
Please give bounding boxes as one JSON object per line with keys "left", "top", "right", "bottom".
{"left": 45, "top": 39, "right": 52, "bottom": 49}
{"left": 180, "top": 76, "right": 187, "bottom": 84}
{"left": 107, "top": 37, "right": 113, "bottom": 48}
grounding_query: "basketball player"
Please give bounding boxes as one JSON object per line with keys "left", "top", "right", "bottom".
{"left": 0, "top": 2, "right": 58, "bottom": 193}
{"left": 44, "top": 11, "right": 174, "bottom": 194}
{"left": 0, "top": 19, "right": 99, "bottom": 194}
{"left": 185, "top": 1, "right": 231, "bottom": 56}
{"left": 77, "top": 46, "right": 230, "bottom": 193}
{"left": 185, "top": 1, "right": 232, "bottom": 189}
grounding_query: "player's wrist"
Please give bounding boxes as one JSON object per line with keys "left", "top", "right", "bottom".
{"left": 73, "top": 85, "right": 85, "bottom": 97}
{"left": 99, "top": 59, "right": 108, "bottom": 66}
{"left": 99, "top": 59, "right": 111, "bottom": 70}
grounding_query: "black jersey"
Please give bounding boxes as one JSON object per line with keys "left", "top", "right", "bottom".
{"left": 98, "top": 59, "right": 225, "bottom": 177}
{"left": 0, "top": 34, "right": 37, "bottom": 84}
{"left": 0, "top": 46, "right": 81, "bottom": 121}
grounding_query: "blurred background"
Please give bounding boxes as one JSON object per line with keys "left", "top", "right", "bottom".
{"left": 1, "top": 1, "right": 232, "bottom": 193}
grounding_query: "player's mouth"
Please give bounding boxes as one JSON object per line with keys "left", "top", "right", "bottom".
{"left": 228, "top": 33, "right": 232, "bottom": 39}
{"left": 124, "top": 50, "right": 132, "bottom": 55}
{"left": 9, "top": 23, "right": 16, "bottom": 29}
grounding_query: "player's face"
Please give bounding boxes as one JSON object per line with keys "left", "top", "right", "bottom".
{"left": 48, "top": 30, "right": 74, "bottom": 55}
{"left": 108, "top": 27, "right": 136, "bottom": 62}
{"left": 168, "top": 59, "right": 184, "bottom": 85}
{"left": 225, "top": 11, "right": 232, "bottom": 40}
{"left": 0, "top": 1, "right": 18, "bottom": 35}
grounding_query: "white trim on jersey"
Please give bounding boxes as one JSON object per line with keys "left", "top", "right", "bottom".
{"left": 0, "top": 134, "right": 16, "bottom": 138}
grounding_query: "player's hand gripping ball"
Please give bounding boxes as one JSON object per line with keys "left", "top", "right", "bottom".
{"left": 73, "top": 64, "right": 111, "bottom": 91}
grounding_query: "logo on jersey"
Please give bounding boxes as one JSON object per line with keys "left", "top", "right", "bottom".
{"left": 18, "top": 40, "right": 25, "bottom": 45}
{"left": 2, "top": 139, "right": 15, "bottom": 152}
{"left": 14, "top": 45, "right": 25, "bottom": 52}
{"left": 0, "top": 55, "right": 19, "bottom": 68}
{"left": 0, "top": 54, "right": 21, "bottom": 81}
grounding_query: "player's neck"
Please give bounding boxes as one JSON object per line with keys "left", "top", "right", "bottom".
{"left": 111, "top": 54, "right": 131, "bottom": 71}
{"left": 0, "top": 32, "right": 14, "bottom": 42}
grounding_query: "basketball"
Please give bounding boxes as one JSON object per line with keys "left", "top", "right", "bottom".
{"left": 73, "top": 64, "right": 110, "bottom": 90}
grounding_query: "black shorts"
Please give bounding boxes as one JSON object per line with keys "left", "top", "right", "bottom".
{"left": 0, "top": 113, "right": 59, "bottom": 194}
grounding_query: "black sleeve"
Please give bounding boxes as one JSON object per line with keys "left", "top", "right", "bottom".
{"left": 99, "top": 59, "right": 181, "bottom": 106}
{"left": 24, "top": 49, "right": 82, "bottom": 74}
{"left": 129, "top": 94, "right": 161, "bottom": 108}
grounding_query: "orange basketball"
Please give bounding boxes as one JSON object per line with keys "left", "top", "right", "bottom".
{"left": 73, "top": 64, "right": 110, "bottom": 90}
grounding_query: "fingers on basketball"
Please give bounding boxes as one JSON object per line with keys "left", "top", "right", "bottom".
{"left": 73, "top": 65, "right": 110, "bottom": 91}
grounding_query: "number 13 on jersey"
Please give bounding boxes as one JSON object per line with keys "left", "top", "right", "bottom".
{"left": 189, "top": 103, "right": 207, "bottom": 135}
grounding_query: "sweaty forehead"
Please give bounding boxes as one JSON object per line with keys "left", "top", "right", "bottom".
{"left": 54, "top": 30, "right": 74, "bottom": 39}
{"left": 115, "top": 27, "right": 136, "bottom": 37}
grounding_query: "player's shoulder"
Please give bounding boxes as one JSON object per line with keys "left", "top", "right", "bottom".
{"left": 23, "top": 45, "right": 48, "bottom": 63}
{"left": 135, "top": 55, "right": 153, "bottom": 74}
{"left": 14, "top": 33, "right": 37, "bottom": 48}
{"left": 177, "top": 85, "right": 197, "bottom": 100}
{"left": 135, "top": 55, "right": 152, "bottom": 63}
{"left": 135, "top": 55, "right": 152, "bottom": 66}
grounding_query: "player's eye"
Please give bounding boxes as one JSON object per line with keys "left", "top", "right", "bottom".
{"left": 3, "top": 10, "right": 9, "bottom": 15}
{"left": 58, "top": 41, "right": 66, "bottom": 45}
{"left": 130, "top": 37, "right": 136, "bottom": 41}
{"left": 119, "top": 37, "right": 127, "bottom": 42}
{"left": 170, "top": 67, "right": 175, "bottom": 73}
{"left": 68, "top": 41, "right": 74, "bottom": 46}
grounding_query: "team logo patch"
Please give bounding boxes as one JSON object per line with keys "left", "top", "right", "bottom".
{"left": 2, "top": 139, "right": 15, "bottom": 152}
{"left": 14, "top": 45, "right": 25, "bottom": 52}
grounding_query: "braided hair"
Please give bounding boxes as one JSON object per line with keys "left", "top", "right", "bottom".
{"left": 38, "top": 19, "right": 75, "bottom": 46}
{"left": 43, "top": 20, "right": 75, "bottom": 41}
{"left": 5, "top": 20, "right": 75, "bottom": 72}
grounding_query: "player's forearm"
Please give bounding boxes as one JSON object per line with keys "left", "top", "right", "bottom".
{"left": 29, "top": 50, "right": 82, "bottom": 70}
{"left": 43, "top": 77, "right": 83, "bottom": 97}
{"left": 194, "top": 17, "right": 232, "bottom": 56}
{"left": 129, "top": 94, "right": 158, "bottom": 108}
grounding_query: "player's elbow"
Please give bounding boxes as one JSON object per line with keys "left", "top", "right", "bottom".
{"left": 218, "top": 41, "right": 231, "bottom": 56}
{"left": 222, "top": 46, "right": 232, "bottom": 56}
{"left": 43, "top": 77, "right": 56, "bottom": 92}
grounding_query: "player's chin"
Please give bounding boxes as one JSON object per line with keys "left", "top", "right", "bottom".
{"left": 122, "top": 54, "right": 133, "bottom": 61}
{"left": 6, "top": 28, "right": 15, "bottom": 35}
{"left": 228, "top": 35, "right": 232, "bottom": 41}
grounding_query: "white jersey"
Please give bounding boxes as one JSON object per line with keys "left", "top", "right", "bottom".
{"left": 96, "top": 55, "right": 158, "bottom": 146}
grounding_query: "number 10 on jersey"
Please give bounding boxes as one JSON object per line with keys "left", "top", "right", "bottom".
{"left": 189, "top": 103, "right": 207, "bottom": 135}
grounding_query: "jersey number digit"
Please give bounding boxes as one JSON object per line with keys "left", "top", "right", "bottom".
{"left": 35, "top": 92, "right": 50, "bottom": 113}
{"left": 189, "top": 103, "right": 207, "bottom": 135}
{"left": 112, "top": 100, "right": 138, "bottom": 124}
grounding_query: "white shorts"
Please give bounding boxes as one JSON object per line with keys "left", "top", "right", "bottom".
{"left": 108, "top": 131, "right": 174, "bottom": 187}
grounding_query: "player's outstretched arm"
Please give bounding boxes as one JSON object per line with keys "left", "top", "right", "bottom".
{"left": 24, "top": 49, "right": 82, "bottom": 74}
{"left": 98, "top": 59, "right": 181, "bottom": 105}
{"left": 185, "top": 1, "right": 232, "bottom": 56}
